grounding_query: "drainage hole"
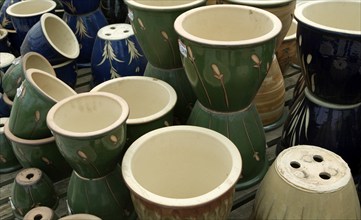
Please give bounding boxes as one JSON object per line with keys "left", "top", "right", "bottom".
{"left": 26, "top": 173, "right": 34, "bottom": 180}
{"left": 319, "top": 172, "right": 331, "bottom": 180}
{"left": 123, "top": 30, "right": 129, "bottom": 33}
{"left": 313, "top": 155, "right": 323, "bottom": 162}
{"left": 290, "top": 161, "right": 301, "bottom": 169}
{"left": 34, "top": 214, "right": 43, "bottom": 220}
{"left": 105, "top": 33, "right": 111, "bottom": 36}
{"left": 110, "top": 26, "right": 116, "bottom": 29}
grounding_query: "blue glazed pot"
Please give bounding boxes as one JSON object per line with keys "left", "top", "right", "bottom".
{"left": 53, "top": 59, "right": 77, "bottom": 88}
{"left": 0, "top": 93, "right": 11, "bottom": 117}
{"left": 6, "top": 0, "right": 56, "bottom": 46}
{"left": 0, "top": 0, "right": 21, "bottom": 30}
{"left": 58, "top": 0, "right": 100, "bottom": 15}
{"left": 0, "top": 29, "right": 10, "bottom": 52}
{"left": 91, "top": 23, "right": 147, "bottom": 86}
{"left": 20, "top": 13, "right": 80, "bottom": 65}
{"left": 63, "top": 7, "right": 108, "bottom": 65}
{"left": 295, "top": 1, "right": 361, "bottom": 105}
{"left": 278, "top": 88, "right": 361, "bottom": 177}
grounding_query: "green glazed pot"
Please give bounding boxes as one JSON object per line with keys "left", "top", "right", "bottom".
{"left": 91, "top": 76, "right": 177, "bottom": 154}
{"left": 10, "top": 167, "right": 59, "bottom": 219}
{"left": 188, "top": 101, "right": 269, "bottom": 190}
{"left": 4, "top": 121, "right": 72, "bottom": 182}
{"left": 0, "top": 117, "right": 22, "bottom": 174}
{"left": 24, "top": 206, "right": 59, "bottom": 220}
{"left": 174, "top": 4, "right": 282, "bottom": 112}
{"left": 8, "top": 68, "right": 76, "bottom": 140}
{"left": 46, "top": 92, "right": 129, "bottom": 178}
{"left": 2, "top": 52, "right": 56, "bottom": 101}
{"left": 124, "top": 0, "right": 207, "bottom": 69}
{"left": 67, "top": 165, "right": 134, "bottom": 220}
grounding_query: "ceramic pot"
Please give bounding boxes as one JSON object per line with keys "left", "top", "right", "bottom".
{"left": 0, "top": 28, "right": 10, "bottom": 52}
{"left": 0, "top": 93, "right": 11, "bottom": 117}
{"left": 174, "top": 5, "right": 281, "bottom": 189}
{"left": 295, "top": 1, "right": 361, "bottom": 104}
{"left": 62, "top": 7, "right": 108, "bottom": 65}
{"left": 10, "top": 167, "right": 59, "bottom": 219}
{"left": 276, "top": 18, "right": 299, "bottom": 73}
{"left": 58, "top": 0, "right": 100, "bottom": 15}
{"left": 122, "top": 125, "right": 242, "bottom": 220}
{"left": 278, "top": 88, "right": 361, "bottom": 177}
{"left": 91, "top": 76, "right": 177, "bottom": 153}
{"left": 59, "top": 214, "right": 101, "bottom": 220}
{"left": 3, "top": 28, "right": 21, "bottom": 56}
{"left": 0, "top": 0, "right": 21, "bottom": 30}
{"left": 53, "top": 59, "right": 77, "bottom": 88}
{"left": 21, "top": 13, "right": 80, "bottom": 65}
{"left": 91, "top": 23, "right": 147, "bottom": 86}
{"left": 253, "top": 55, "right": 286, "bottom": 130}
{"left": 4, "top": 121, "right": 72, "bottom": 182}
{"left": 67, "top": 165, "right": 134, "bottom": 220}
{"left": 251, "top": 145, "right": 360, "bottom": 219}
{"left": 24, "top": 206, "right": 59, "bottom": 220}
{"left": 8, "top": 68, "right": 76, "bottom": 139}
{"left": 100, "top": 0, "right": 128, "bottom": 24}
{"left": 0, "top": 117, "right": 21, "bottom": 173}
{"left": 46, "top": 92, "right": 129, "bottom": 178}
{"left": 0, "top": 52, "right": 15, "bottom": 72}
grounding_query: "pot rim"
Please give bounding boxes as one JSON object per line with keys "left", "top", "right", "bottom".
{"left": 125, "top": 0, "right": 206, "bottom": 11}
{"left": 121, "top": 125, "right": 242, "bottom": 207}
{"left": 22, "top": 52, "right": 56, "bottom": 76}
{"left": 91, "top": 76, "right": 177, "bottom": 125}
{"left": 46, "top": 92, "right": 130, "bottom": 138}
{"left": 223, "top": 0, "right": 294, "bottom": 7}
{"left": 174, "top": 4, "right": 282, "bottom": 46}
{"left": 6, "top": 0, "right": 56, "bottom": 18}
{"left": 0, "top": 52, "right": 15, "bottom": 68}
{"left": 294, "top": 0, "right": 361, "bottom": 36}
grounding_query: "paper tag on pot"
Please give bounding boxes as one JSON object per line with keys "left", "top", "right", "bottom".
{"left": 128, "top": 10, "right": 134, "bottom": 22}
{"left": 16, "top": 83, "right": 23, "bottom": 98}
{"left": 178, "top": 39, "right": 187, "bottom": 58}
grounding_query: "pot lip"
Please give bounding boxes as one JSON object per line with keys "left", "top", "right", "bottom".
{"left": 223, "top": 0, "right": 294, "bottom": 7}
{"left": 0, "top": 29, "right": 8, "bottom": 40}
{"left": 40, "top": 13, "right": 80, "bottom": 60}
{"left": 2, "top": 92, "right": 13, "bottom": 106}
{"left": 294, "top": 1, "right": 361, "bottom": 36}
{"left": 121, "top": 125, "right": 242, "bottom": 207}
{"left": 125, "top": 0, "right": 206, "bottom": 11}
{"left": 174, "top": 4, "right": 282, "bottom": 47}
{"left": 52, "top": 59, "right": 75, "bottom": 69}
{"left": 0, "top": 117, "right": 9, "bottom": 134}
{"left": 22, "top": 52, "right": 56, "bottom": 76}
{"left": 6, "top": 0, "right": 56, "bottom": 18}
{"left": 46, "top": 91, "right": 130, "bottom": 138}
{"left": 0, "top": 52, "right": 15, "bottom": 68}
{"left": 91, "top": 76, "right": 177, "bottom": 125}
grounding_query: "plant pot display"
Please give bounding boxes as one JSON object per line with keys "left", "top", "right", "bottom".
{"left": 174, "top": 4, "right": 281, "bottom": 190}
{"left": 0, "top": 117, "right": 21, "bottom": 174}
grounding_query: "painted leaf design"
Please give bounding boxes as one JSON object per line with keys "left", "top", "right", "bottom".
{"left": 98, "top": 40, "right": 124, "bottom": 66}
{"left": 62, "top": 1, "right": 76, "bottom": 13}
{"left": 76, "top": 17, "right": 91, "bottom": 39}
{"left": 126, "top": 39, "right": 143, "bottom": 64}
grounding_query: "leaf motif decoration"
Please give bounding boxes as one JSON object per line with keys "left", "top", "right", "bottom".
{"left": 98, "top": 40, "right": 124, "bottom": 66}
{"left": 75, "top": 17, "right": 91, "bottom": 39}
{"left": 138, "top": 18, "right": 145, "bottom": 30}
{"left": 1, "top": 17, "right": 10, "bottom": 28}
{"left": 62, "top": 1, "right": 76, "bottom": 14}
{"left": 110, "top": 66, "right": 120, "bottom": 79}
{"left": 126, "top": 39, "right": 143, "bottom": 65}
{"left": 251, "top": 54, "right": 261, "bottom": 67}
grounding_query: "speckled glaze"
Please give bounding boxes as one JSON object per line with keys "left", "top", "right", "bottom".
{"left": 58, "top": 0, "right": 101, "bottom": 14}
{"left": 46, "top": 92, "right": 129, "bottom": 178}
{"left": 251, "top": 145, "right": 360, "bottom": 219}
{"left": 8, "top": 68, "right": 76, "bottom": 139}
{"left": 4, "top": 121, "right": 72, "bottom": 182}
{"left": 278, "top": 88, "right": 361, "bottom": 178}
{"left": 91, "top": 76, "right": 176, "bottom": 153}
{"left": 20, "top": 13, "right": 80, "bottom": 65}
{"left": 10, "top": 168, "right": 59, "bottom": 219}
{"left": 62, "top": 7, "right": 108, "bottom": 65}
{"left": 67, "top": 165, "right": 134, "bottom": 220}
{"left": 122, "top": 126, "right": 242, "bottom": 220}
{"left": 0, "top": 117, "right": 21, "bottom": 174}
{"left": 295, "top": 1, "right": 361, "bottom": 104}
{"left": 91, "top": 23, "right": 147, "bottom": 86}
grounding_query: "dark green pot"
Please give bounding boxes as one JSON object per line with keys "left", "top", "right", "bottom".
{"left": 0, "top": 117, "right": 21, "bottom": 174}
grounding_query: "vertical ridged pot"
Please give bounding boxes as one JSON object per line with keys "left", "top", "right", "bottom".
{"left": 46, "top": 92, "right": 129, "bottom": 178}
{"left": 174, "top": 4, "right": 281, "bottom": 190}
{"left": 251, "top": 145, "right": 360, "bottom": 219}
{"left": 124, "top": 0, "right": 206, "bottom": 123}
{"left": 122, "top": 125, "right": 242, "bottom": 220}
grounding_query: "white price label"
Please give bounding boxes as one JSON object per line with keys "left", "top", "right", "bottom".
{"left": 178, "top": 39, "right": 187, "bottom": 58}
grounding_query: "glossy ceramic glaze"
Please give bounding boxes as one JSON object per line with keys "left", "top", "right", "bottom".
{"left": 91, "top": 23, "right": 147, "bottom": 86}
{"left": 8, "top": 68, "right": 76, "bottom": 139}
{"left": 6, "top": 0, "right": 56, "bottom": 44}
{"left": 122, "top": 125, "right": 242, "bottom": 220}
{"left": 0, "top": 117, "right": 21, "bottom": 173}
{"left": 46, "top": 92, "right": 129, "bottom": 178}
{"left": 0, "top": 28, "right": 10, "bottom": 52}
{"left": 58, "top": 0, "right": 101, "bottom": 14}
{"left": 23, "top": 206, "right": 59, "bottom": 220}
{"left": 91, "top": 76, "right": 176, "bottom": 152}
{"left": 278, "top": 88, "right": 361, "bottom": 177}
{"left": 67, "top": 165, "right": 134, "bottom": 220}
{"left": 11, "top": 168, "right": 59, "bottom": 218}
{"left": 252, "top": 145, "right": 360, "bottom": 219}
{"left": 59, "top": 214, "right": 101, "bottom": 220}
{"left": 0, "top": 0, "right": 21, "bottom": 30}
{"left": 63, "top": 7, "right": 108, "bottom": 65}
{"left": 276, "top": 19, "right": 298, "bottom": 73}
{"left": 100, "top": 0, "right": 128, "bottom": 24}
{"left": 0, "top": 51, "right": 15, "bottom": 72}
{"left": 4, "top": 28, "right": 21, "bottom": 55}
{"left": 21, "top": 13, "right": 80, "bottom": 65}
{"left": 295, "top": 1, "right": 361, "bottom": 104}
{"left": 53, "top": 59, "right": 77, "bottom": 88}
{"left": 0, "top": 92, "right": 12, "bottom": 117}
{"left": 4, "top": 122, "right": 72, "bottom": 182}
{"left": 174, "top": 4, "right": 282, "bottom": 111}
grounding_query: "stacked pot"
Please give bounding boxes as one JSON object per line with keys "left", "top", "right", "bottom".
{"left": 278, "top": 1, "right": 361, "bottom": 183}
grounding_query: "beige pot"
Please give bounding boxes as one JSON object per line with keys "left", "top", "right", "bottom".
{"left": 122, "top": 125, "right": 242, "bottom": 220}
{"left": 251, "top": 145, "right": 361, "bottom": 219}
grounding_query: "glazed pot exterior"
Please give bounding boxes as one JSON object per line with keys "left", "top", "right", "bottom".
{"left": 295, "top": 1, "right": 361, "bottom": 104}
{"left": 0, "top": 29, "right": 10, "bottom": 52}
{"left": 53, "top": 59, "right": 78, "bottom": 88}
{"left": 46, "top": 92, "right": 129, "bottom": 178}
{"left": 0, "top": 117, "right": 21, "bottom": 174}
{"left": 58, "top": 0, "right": 101, "bottom": 14}
{"left": 0, "top": 0, "right": 21, "bottom": 30}
{"left": 276, "top": 19, "right": 298, "bottom": 72}
{"left": 100, "top": 0, "right": 128, "bottom": 24}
